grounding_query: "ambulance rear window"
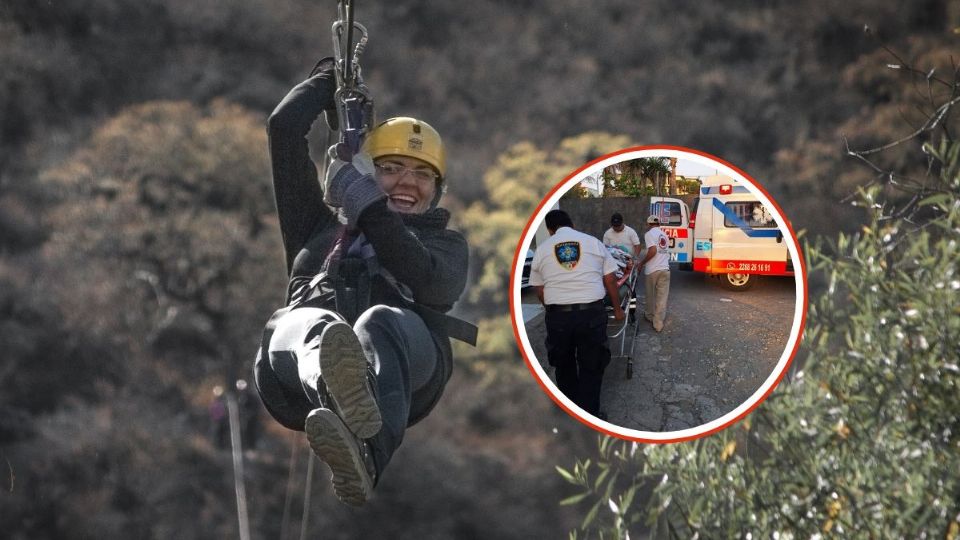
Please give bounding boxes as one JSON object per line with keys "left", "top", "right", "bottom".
{"left": 723, "top": 201, "right": 777, "bottom": 228}
{"left": 651, "top": 201, "right": 684, "bottom": 225}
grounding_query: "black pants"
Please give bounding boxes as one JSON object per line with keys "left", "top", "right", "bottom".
{"left": 254, "top": 304, "right": 445, "bottom": 477}
{"left": 545, "top": 307, "right": 610, "bottom": 415}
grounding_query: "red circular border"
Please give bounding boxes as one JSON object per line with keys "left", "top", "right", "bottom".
{"left": 508, "top": 145, "right": 809, "bottom": 444}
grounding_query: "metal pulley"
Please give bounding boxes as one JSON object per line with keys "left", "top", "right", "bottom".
{"left": 330, "top": 0, "right": 375, "bottom": 157}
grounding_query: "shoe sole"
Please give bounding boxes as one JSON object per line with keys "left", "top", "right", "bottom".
{"left": 320, "top": 322, "right": 382, "bottom": 438}
{"left": 305, "top": 408, "right": 372, "bottom": 506}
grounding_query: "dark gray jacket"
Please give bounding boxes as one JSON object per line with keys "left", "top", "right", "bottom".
{"left": 266, "top": 77, "right": 469, "bottom": 393}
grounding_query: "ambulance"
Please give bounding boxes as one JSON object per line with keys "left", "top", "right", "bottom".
{"left": 649, "top": 174, "right": 793, "bottom": 291}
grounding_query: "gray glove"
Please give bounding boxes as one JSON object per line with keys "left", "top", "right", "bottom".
{"left": 323, "top": 146, "right": 376, "bottom": 207}
{"left": 323, "top": 147, "right": 385, "bottom": 224}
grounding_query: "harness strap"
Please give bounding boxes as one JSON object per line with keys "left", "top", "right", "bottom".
{"left": 295, "top": 233, "right": 478, "bottom": 345}
{"left": 290, "top": 274, "right": 336, "bottom": 308}
{"left": 349, "top": 233, "right": 414, "bottom": 302}
{"left": 411, "top": 304, "right": 479, "bottom": 347}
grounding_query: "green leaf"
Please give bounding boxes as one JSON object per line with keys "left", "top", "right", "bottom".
{"left": 556, "top": 466, "right": 577, "bottom": 484}
{"left": 621, "top": 485, "right": 637, "bottom": 515}
{"left": 918, "top": 193, "right": 951, "bottom": 208}
{"left": 594, "top": 467, "right": 611, "bottom": 490}
{"left": 560, "top": 492, "right": 591, "bottom": 506}
{"left": 582, "top": 501, "right": 600, "bottom": 529}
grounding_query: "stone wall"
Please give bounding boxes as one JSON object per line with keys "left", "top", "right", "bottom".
{"left": 558, "top": 195, "right": 697, "bottom": 240}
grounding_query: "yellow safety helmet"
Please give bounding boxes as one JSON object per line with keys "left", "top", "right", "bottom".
{"left": 362, "top": 117, "right": 446, "bottom": 180}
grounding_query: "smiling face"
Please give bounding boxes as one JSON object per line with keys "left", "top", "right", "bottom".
{"left": 374, "top": 155, "right": 439, "bottom": 214}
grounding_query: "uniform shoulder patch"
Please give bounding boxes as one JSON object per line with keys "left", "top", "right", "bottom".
{"left": 554, "top": 241, "right": 581, "bottom": 270}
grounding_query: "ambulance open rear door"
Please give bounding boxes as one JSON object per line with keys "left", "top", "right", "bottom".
{"left": 650, "top": 197, "right": 692, "bottom": 270}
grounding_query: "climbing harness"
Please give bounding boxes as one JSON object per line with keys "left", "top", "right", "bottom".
{"left": 329, "top": 0, "right": 375, "bottom": 157}
{"left": 287, "top": 238, "right": 478, "bottom": 345}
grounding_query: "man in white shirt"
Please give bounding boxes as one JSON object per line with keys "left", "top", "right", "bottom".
{"left": 529, "top": 210, "right": 624, "bottom": 418}
{"left": 638, "top": 215, "right": 671, "bottom": 332}
{"left": 602, "top": 212, "right": 641, "bottom": 258}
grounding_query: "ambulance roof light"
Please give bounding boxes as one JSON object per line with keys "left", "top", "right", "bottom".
{"left": 719, "top": 184, "right": 733, "bottom": 195}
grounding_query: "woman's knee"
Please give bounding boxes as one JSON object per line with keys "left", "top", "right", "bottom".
{"left": 270, "top": 307, "right": 341, "bottom": 353}
{"left": 355, "top": 305, "right": 405, "bottom": 333}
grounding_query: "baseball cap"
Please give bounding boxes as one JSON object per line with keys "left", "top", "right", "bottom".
{"left": 646, "top": 215, "right": 660, "bottom": 224}
{"left": 611, "top": 213, "right": 624, "bottom": 225}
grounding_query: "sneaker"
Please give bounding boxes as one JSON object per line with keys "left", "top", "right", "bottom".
{"left": 304, "top": 408, "right": 376, "bottom": 506}
{"left": 319, "top": 321, "right": 382, "bottom": 438}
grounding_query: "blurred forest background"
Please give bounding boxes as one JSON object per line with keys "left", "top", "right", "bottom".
{"left": 1, "top": 0, "right": 958, "bottom": 538}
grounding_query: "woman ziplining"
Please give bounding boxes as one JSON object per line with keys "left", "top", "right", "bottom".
{"left": 252, "top": 5, "right": 475, "bottom": 506}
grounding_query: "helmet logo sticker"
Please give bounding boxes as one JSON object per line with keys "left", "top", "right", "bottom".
{"left": 408, "top": 137, "right": 423, "bottom": 151}
{"left": 554, "top": 241, "right": 581, "bottom": 270}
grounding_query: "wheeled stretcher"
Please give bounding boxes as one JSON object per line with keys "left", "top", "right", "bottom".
{"left": 605, "top": 247, "right": 641, "bottom": 379}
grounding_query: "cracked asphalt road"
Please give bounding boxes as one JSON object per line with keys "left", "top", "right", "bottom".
{"left": 522, "top": 270, "right": 797, "bottom": 432}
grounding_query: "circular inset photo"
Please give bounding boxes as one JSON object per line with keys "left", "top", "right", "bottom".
{"left": 511, "top": 146, "right": 807, "bottom": 443}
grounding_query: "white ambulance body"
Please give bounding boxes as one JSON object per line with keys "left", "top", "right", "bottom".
{"left": 650, "top": 175, "right": 793, "bottom": 290}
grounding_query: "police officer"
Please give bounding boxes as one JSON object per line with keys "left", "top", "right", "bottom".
{"left": 639, "top": 215, "right": 671, "bottom": 332}
{"left": 529, "top": 210, "right": 624, "bottom": 418}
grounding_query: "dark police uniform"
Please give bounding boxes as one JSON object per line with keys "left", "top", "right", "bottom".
{"left": 529, "top": 226, "right": 618, "bottom": 416}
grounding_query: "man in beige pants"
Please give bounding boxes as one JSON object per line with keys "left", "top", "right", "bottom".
{"left": 638, "top": 215, "right": 671, "bottom": 332}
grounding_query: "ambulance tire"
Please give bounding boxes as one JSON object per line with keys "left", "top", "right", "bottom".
{"left": 721, "top": 272, "right": 755, "bottom": 291}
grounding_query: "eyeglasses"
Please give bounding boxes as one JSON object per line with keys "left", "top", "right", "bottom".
{"left": 374, "top": 162, "right": 438, "bottom": 184}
